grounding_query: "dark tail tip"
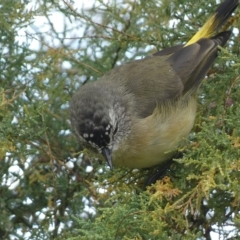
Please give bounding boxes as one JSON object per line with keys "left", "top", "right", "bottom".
{"left": 215, "top": 0, "right": 239, "bottom": 30}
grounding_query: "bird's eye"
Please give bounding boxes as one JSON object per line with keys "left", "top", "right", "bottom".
{"left": 113, "top": 123, "right": 118, "bottom": 135}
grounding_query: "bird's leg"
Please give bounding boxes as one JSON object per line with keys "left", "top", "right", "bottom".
{"left": 145, "top": 152, "right": 183, "bottom": 186}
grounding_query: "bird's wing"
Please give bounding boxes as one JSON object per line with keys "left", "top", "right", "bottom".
{"left": 103, "top": 31, "right": 231, "bottom": 118}
{"left": 153, "top": 45, "right": 184, "bottom": 56}
{"left": 169, "top": 31, "right": 231, "bottom": 95}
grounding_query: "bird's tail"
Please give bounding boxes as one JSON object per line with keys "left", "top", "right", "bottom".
{"left": 186, "top": 0, "right": 239, "bottom": 46}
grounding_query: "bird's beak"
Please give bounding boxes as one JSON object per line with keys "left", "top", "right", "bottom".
{"left": 101, "top": 147, "right": 113, "bottom": 169}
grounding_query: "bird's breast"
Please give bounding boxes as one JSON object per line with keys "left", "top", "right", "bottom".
{"left": 112, "top": 98, "right": 197, "bottom": 168}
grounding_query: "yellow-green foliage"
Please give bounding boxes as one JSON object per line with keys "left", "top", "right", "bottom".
{"left": 1, "top": 0, "right": 240, "bottom": 239}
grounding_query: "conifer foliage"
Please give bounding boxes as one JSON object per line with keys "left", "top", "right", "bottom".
{"left": 0, "top": 0, "right": 240, "bottom": 239}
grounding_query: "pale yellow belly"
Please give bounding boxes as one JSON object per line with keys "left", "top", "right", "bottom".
{"left": 112, "top": 99, "right": 197, "bottom": 168}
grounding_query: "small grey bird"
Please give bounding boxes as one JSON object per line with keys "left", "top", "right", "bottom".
{"left": 70, "top": 0, "right": 238, "bottom": 169}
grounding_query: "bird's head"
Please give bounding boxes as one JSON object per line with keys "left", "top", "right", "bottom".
{"left": 70, "top": 82, "right": 131, "bottom": 169}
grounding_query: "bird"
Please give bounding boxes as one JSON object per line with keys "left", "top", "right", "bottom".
{"left": 70, "top": 0, "right": 239, "bottom": 170}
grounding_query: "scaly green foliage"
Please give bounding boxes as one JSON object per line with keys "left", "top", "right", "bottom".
{"left": 1, "top": 0, "right": 240, "bottom": 239}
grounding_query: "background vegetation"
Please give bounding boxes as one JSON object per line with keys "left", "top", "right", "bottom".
{"left": 0, "top": 0, "right": 240, "bottom": 239}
